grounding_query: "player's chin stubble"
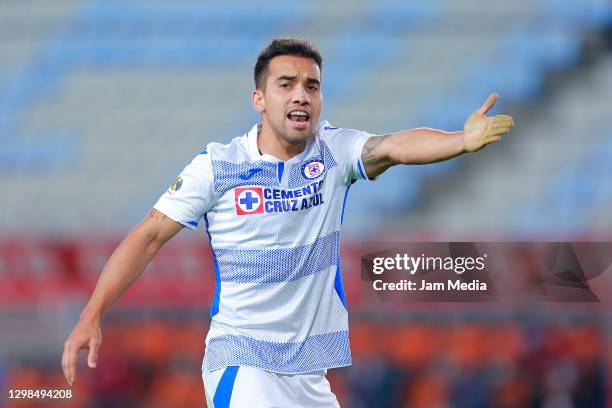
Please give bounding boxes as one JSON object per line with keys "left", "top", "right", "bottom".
{"left": 276, "top": 121, "right": 312, "bottom": 145}
{"left": 284, "top": 130, "right": 312, "bottom": 145}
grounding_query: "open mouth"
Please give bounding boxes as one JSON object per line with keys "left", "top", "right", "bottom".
{"left": 287, "top": 110, "right": 310, "bottom": 129}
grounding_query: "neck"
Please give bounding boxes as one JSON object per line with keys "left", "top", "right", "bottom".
{"left": 257, "top": 122, "right": 307, "bottom": 161}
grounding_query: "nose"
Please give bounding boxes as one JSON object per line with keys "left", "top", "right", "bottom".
{"left": 291, "top": 84, "right": 309, "bottom": 105}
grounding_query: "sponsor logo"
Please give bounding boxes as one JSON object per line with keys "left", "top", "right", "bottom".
{"left": 301, "top": 160, "right": 325, "bottom": 180}
{"left": 239, "top": 168, "right": 263, "bottom": 180}
{"left": 323, "top": 125, "right": 338, "bottom": 130}
{"left": 169, "top": 176, "right": 183, "bottom": 192}
{"left": 234, "top": 181, "right": 325, "bottom": 215}
{"left": 234, "top": 187, "right": 264, "bottom": 215}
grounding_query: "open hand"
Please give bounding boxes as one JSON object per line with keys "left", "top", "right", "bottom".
{"left": 463, "top": 93, "right": 514, "bottom": 152}
{"left": 61, "top": 318, "right": 102, "bottom": 387}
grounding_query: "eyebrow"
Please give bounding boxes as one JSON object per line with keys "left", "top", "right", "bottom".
{"left": 276, "top": 75, "right": 320, "bottom": 86}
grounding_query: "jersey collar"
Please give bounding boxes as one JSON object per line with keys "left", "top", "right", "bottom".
{"left": 246, "top": 122, "right": 321, "bottom": 164}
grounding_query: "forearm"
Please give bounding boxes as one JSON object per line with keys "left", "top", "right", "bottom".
{"left": 386, "top": 128, "right": 466, "bottom": 165}
{"left": 80, "top": 227, "right": 161, "bottom": 321}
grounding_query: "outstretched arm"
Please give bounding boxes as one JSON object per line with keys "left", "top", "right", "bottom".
{"left": 61, "top": 209, "right": 183, "bottom": 386}
{"left": 361, "top": 93, "right": 514, "bottom": 178}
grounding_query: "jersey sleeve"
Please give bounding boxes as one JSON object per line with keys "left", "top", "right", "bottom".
{"left": 153, "top": 152, "right": 215, "bottom": 230}
{"left": 320, "top": 122, "right": 376, "bottom": 185}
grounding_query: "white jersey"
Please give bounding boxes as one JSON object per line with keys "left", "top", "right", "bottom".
{"left": 154, "top": 120, "right": 373, "bottom": 374}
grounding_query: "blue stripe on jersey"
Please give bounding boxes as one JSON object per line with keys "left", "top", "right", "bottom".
{"left": 210, "top": 257, "right": 221, "bottom": 319}
{"left": 206, "top": 331, "right": 351, "bottom": 374}
{"left": 187, "top": 220, "right": 198, "bottom": 228}
{"left": 214, "top": 231, "right": 340, "bottom": 283}
{"left": 340, "top": 185, "right": 350, "bottom": 224}
{"left": 213, "top": 366, "right": 239, "bottom": 408}
{"left": 334, "top": 263, "right": 348, "bottom": 310}
{"left": 357, "top": 160, "right": 366, "bottom": 179}
{"left": 277, "top": 161, "right": 284, "bottom": 183}
{"left": 288, "top": 140, "right": 337, "bottom": 188}
{"left": 211, "top": 160, "right": 278, "bottom": 194}
{"left": 204, "top": 214, "right": 221, "bottom": 319}
{"left": 334, "top": 184, "right": 350, "bottom": 310}
{"left": 320, "top": 139, "right": 338, "bottom": 168}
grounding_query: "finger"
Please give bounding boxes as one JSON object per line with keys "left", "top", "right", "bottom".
{"left": 485, "top": 135, "right": 502, "bottom": 144}
{"left": 88, "top": 338, "right": 100, "bottom": 368}
{"left": 495, "top": 115, "right": 513, "bottom": 122}
{"left": 489, "top": 126, "right": 511, "bottom": 135}
{"left": 61, "top": 345, "right": 70, "bottom": 385}
{"left": 62, "top": 342, "right": 74, "bottom": 386}
{"left": 478, "top": 92, "right": 498, "bottom": 116}
{"left": 66, "top": 342, "right": 80, "bottom": 387}
{"left": 493, "top": 117, "right": 514, "bottom": 126}
{"left": 491, "top": 123, "right": 511, "bottom": 130}
{"left": 491, "top": 124, "right": 512, "bottom": 133}
{"left": 493, "top": 119, "right": 514, "bottom": 129}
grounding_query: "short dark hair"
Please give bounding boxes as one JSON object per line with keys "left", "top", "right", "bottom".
{"left": 254, "top": 38, "right": 323, "bottom": 90}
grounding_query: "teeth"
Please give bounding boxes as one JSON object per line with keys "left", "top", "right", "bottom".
{"left": 289, "top": 111, "right": 308, "bottom": 116}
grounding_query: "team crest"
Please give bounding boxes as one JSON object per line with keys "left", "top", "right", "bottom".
{"left": 301, "top": 160, "right": 325, "bottom": 180}
{"left": 169, "top": 176, "right": 183, "bottom": 192}
{"left": 234, "top": 187, "right": 264, "bottom": 215}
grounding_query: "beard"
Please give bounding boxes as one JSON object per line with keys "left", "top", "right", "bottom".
{"left": 268, "top": 116, "right": 314, "bottom": 145}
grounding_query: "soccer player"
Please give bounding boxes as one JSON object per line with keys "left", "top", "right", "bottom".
{"left": 62, "top": 38, "right": 514, "bottom": 407}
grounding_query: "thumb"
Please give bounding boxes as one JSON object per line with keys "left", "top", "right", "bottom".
{"left": 478, "top": 92, "right": 498, "bottom": 116}
{"left": 87, "top": 338, "right": 100, "bottom": 368}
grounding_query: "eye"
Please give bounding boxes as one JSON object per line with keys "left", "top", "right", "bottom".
{"left": 308, "top": 85, "right": 319, "bottom": 91}
{"left": 280, "top": 83, "right": 290, "bottom": 88}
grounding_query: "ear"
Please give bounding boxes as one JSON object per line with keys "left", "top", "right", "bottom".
{"left": 252, "top": 89, "right": 265, "bottom": 113}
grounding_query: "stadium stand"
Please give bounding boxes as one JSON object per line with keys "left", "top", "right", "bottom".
{"left": 1, "top": 0, "right": 611, "bottom": 407}
{"left": 2, "top": 0, "right": 609, "bottom": 235}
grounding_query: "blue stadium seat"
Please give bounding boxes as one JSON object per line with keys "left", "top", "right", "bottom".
{"left": 368, "top": 0, "right": 445, "bottom": 32}
{"left": 0, "top": 136, "right": 80, "bottom": 172}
